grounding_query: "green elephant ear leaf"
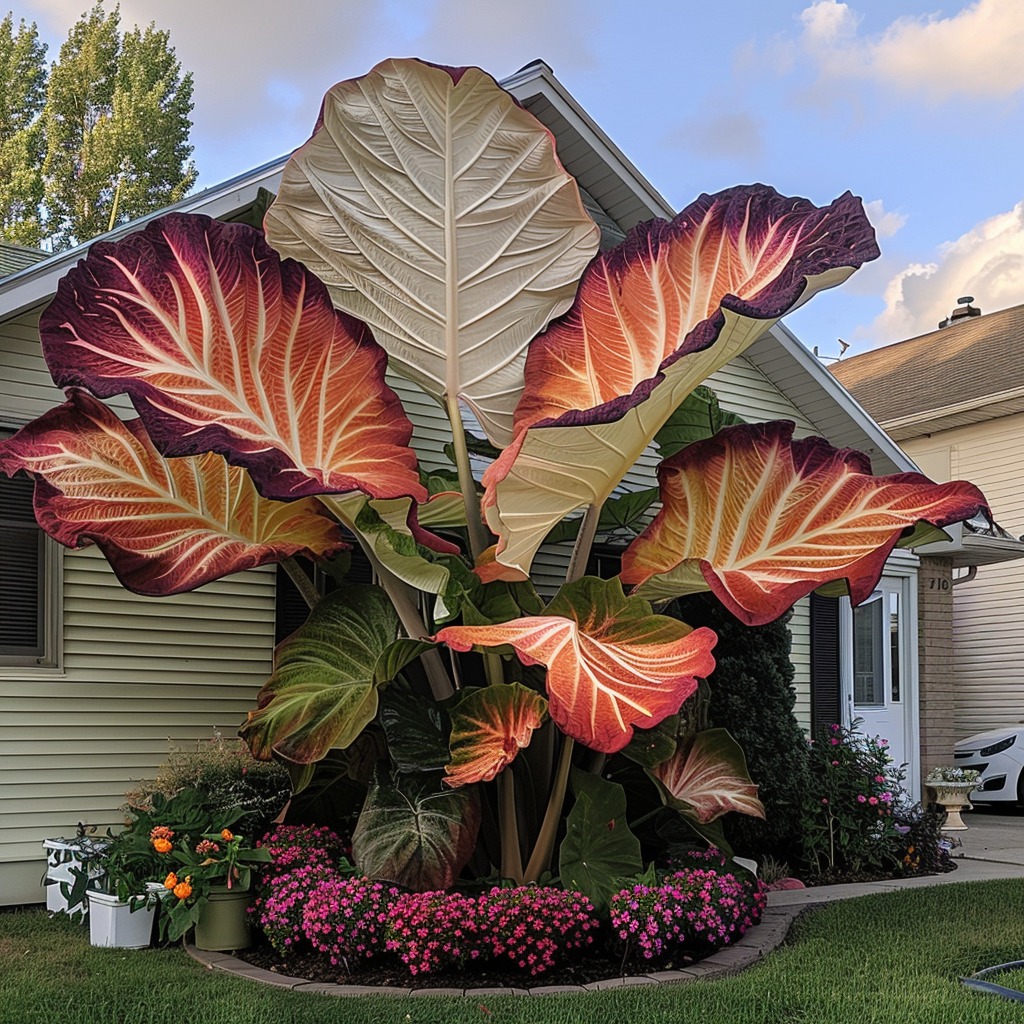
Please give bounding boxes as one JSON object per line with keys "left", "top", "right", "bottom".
{"left": 240, "top": 585, "right": 401, "bottom": 764}
{"left": 653, "top": 385, "right": 745, "bottom": 461}
{"left": 558, "top": 768, "right": 643, "bottom": 914}
{"left": 352, "top": 769, "right": 481, "bottom": 891}
{"left": 378, "top": 680, "right": 452, "bottom": 774}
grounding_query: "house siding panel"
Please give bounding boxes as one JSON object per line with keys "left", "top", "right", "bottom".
{"left": 0, "top": 308, "right": 276, "bottom": 902}
{"left": 900, "top": 414, "right": 1024, "bottom": 739}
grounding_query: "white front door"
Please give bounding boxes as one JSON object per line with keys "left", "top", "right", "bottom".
{"left": 840, "top": 575, "right": 918, "bottom": 795}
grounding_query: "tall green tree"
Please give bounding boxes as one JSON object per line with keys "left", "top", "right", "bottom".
{"left": 41, "top": 3, "right": 197, "bottom": 249}
{"left": 0, "top": 14, "right": 47, "bottom": 245}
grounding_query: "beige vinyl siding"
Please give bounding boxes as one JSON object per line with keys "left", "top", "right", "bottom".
{"left": 0, "top": 310, "right": 276, "bottom": 903}
{"left": 901, "top": 412, "right": 1024, "bottom": 739}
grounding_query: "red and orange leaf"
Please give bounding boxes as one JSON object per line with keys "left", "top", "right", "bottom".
{"left": 652, "top": 729, "right": 765, "bottom": 824}
{"left": 482, "top": 186, "right": 880, "bottom": 577}
{"left": 435, "top": 577, "right": 716, "bottom": 754}
{"left": 39, "top": 213, "right": 425, "bottom": 503}
{"left": 0, "top": 390, "right": 345, "bottom": 596}
{"left": 620, "top": 421, "right": 989, "bottom": 624}
{"left": 444, "top": 683, "right": 548, "bottom": 788}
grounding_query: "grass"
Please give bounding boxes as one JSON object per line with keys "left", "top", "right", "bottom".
{"left": 5, "top": 880, "right": 1024, "bottom": 1023}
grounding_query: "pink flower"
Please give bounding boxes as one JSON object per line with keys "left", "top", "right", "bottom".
{"left": 857, "top": 794, "right": 867, "bottom": 803}
{"left": 868, "top": 796, "right": 879, "bottom": 805}
{"left": 830, "top": 738, "right": 840, "bottom": 746}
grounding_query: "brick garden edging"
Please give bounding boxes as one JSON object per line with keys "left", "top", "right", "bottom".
{"left": 184, "top": 903, "right": 806, "bottom": 997}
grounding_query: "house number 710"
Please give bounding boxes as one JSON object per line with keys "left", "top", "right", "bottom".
{"left": 928, "top": 578, "right": 951, "bottom": 590}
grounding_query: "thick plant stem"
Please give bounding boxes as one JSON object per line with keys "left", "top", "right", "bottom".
{"left": 566, "top": 502, "right": 602, "bottom": 584}
{"left": 444, "top": 391, "right": 490, "bottom": 561}
{"left": 498, "top": 770, "right": 524, "bottom": 883}
{"left": 319, "top": 496, "right": 454, "bottom": 701}
{"left": 523, "top": 735, "right": 575, "bottom": 882}
{"left": 281, "top": 557, "right": 319, "bottom": 610}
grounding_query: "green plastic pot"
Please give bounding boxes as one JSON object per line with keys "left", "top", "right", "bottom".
{"left": 193, "top": 885, "right": 252, "bottom": 951}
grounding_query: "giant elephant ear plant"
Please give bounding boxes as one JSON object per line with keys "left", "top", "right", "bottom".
{"left": 0, "top": 58, "right": 989, "bottom": 902}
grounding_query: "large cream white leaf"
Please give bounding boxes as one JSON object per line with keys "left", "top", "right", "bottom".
{"left": 264, "top": 58, "right": 600, "bottom": 447}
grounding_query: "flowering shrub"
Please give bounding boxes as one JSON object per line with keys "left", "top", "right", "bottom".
{"left": 925, "top": 766, "right": 980, "bottom": 785}
{"left": 478, "top": 886, "right": 599, "bottom": 974}
{"left": 302, "top": 875, "right": 399, "bottom": 967}
{"left": 384, "top": 886, "right": 599, "bottom": 977}
{"left": 610, "top": 868, "right": 766, "bottom": 963}
{"left": 256, "top": 823, "right": 351, "bottom": 878}
{"left": 253, "top": 863, "right": 340, "bottom": 955}
{"left": 800, "top": 722, "right": 905, "bottom": 879}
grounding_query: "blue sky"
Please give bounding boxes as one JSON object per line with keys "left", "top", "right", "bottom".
{"left": 14, "top": 0, "right": 1024, "bottom": 357}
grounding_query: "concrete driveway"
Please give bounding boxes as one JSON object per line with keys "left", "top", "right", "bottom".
{"left": 960, "top": 807, "right": 1024, "bottom": 866}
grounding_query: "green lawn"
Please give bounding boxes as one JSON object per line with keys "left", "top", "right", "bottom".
{"left": 4, "top": 880, "right": 1024, "bottom": 1024}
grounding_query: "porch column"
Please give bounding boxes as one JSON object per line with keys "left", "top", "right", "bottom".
{"left": 917, "top": 555, "right": 955, "bottom": 773}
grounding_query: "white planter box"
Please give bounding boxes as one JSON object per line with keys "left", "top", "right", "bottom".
{"left": 42, "top": 838, "right": 107, "bottom": 916}
{"left": 87, "top": 891, "right": 157, "bottom": 948}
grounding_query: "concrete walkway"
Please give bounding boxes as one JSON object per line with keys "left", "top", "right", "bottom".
{"left": 186, "top": 809, "right": 1024, "bottom": 997}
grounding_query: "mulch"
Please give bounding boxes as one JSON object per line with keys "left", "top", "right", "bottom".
{"left": 238, "top": 938, "right": 709, "bottom": 990}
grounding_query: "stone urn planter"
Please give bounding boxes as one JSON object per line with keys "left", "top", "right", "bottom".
{"left": 925, "top": 778, "right": 977, "bottom": 831}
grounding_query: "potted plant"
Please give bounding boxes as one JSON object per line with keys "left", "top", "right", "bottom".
{"left": 42, "top": 826, "right": 108, "bottom": 918}
{"left": 925, "top": 766, "right": 981, "bottom": 831}
{"left": 155, "top": 824, "right": 271, "bottom": 950}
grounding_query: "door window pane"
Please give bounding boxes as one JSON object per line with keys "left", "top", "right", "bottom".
{"left": 889, "top": 591, "right": 901, "bottom": 703}
{"left": 853, "top": 595, "right": 884, "bottom": 706}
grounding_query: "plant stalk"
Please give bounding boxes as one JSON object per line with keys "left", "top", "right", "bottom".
{"left": 566, "top": 502, "right": 602, "bottom": 584}
{"left": 443, "top": 391, "right": 490, "bottom": 561}
{"left": 280, "top": 557, "right": 319, "bottom": 610}
{"left": 523, "top": 736, "right": 575, "bottom": 882}
{"left": 498, "top": 770, "right": 524, "bottom": 883}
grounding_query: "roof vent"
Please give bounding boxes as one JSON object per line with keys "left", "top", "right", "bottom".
{"left": 938, "top": 295, "right": 981, "bottom": 329}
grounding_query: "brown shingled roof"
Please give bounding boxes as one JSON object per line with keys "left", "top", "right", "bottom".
{"left": 830, "top": 303, "right": 1024, "bottom": 430}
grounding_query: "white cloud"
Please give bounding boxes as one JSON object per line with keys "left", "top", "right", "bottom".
{"left": 797, "top": 0, "right": 1024, "bottom": 101}
{"left": 863, "top": 199, "right": 907, "bottom": 239}
{"left": 871, "top": 201, "right": 1024, "bottom": 342}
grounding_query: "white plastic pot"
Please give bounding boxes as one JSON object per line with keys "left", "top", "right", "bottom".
{"left": 86, "top": 890, "right": 157, "bottom": 948}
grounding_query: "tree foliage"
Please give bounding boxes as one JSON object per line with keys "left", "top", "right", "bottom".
{"left": 0, "top": 4, "right": 196, "bottom": 251}
{"left": 0, "top": 14, "right": 47, "bottom": 245}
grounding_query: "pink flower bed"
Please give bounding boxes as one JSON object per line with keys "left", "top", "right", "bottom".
{"left": 610, "top": 868, "right": 767, "bottom": 962}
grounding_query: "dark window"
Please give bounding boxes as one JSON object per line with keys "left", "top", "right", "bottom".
{"left": 274, "top": 542, "right": 375, "bottom": 644}
{"left": 0, "top": 459, "right": 55, "bottom": 664}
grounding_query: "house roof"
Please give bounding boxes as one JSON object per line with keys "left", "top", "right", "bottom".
{"left": 0, "top": 60, "right": 910, "bottom": 480}
{"left": 0, "top": 242, "right": 47, "bottom": 277}
{"left": 830, "top": 303, "right": 1024, "bottom": 440}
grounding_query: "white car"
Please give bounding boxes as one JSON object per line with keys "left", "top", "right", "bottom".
{"left": 953, "top": 727, "right": 1024, "bottom": 804}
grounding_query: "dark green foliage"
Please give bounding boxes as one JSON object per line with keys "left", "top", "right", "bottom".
{"left": 669, "top": 592, "right": 810, "bottom": 862}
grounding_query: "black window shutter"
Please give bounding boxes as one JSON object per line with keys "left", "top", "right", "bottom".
{"left": 0, "top": 471, "right": 45, "bottom": 657}
{"left": 810, "top": 593, "right": 841, "bottom": 734}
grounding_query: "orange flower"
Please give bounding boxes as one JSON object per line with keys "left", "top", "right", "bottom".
{"left": 151, "top": 837, "right": 173, "bottom": 854}
{"left": 220, "top": 829, "right": 234, "bottom": 842}
{"left": 172, "top": 877, "right": 193, "bottom": 900}
{"left": 163, "top": 872, "right": 179, "bottom": 890}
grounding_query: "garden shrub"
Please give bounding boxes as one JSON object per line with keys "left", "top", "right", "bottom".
{"left": 302, "top": 875, "right": 399, "bottom": 966}
{"left": 124, "top": 733, "right": 291, "bottom": 837}
{"left": 254, "top": 863, "right": 341, "bottom": 956}
{"left": 610, "top": 867, "right": 767, "bottom": 964}
{"left": 383, "top": 886, "right": 599, "bottom": 977}
{"left": 893, "top": 802, "right": 956, "bottom": 876}
{"left": 800, "top": 722, "right": 904, "bottom": 880}
{"left": 668, "top": 594, "right": 811, "bottom": 863}
{"left": 256, "top": 823, "right": 351, "bottom": 877}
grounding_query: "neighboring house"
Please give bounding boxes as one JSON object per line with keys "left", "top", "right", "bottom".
{"left": 832, "top": 300, "right": 1024, "bottom": 754}
{"left": 0, "top": 60, "right": 944, "bottom": 904}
